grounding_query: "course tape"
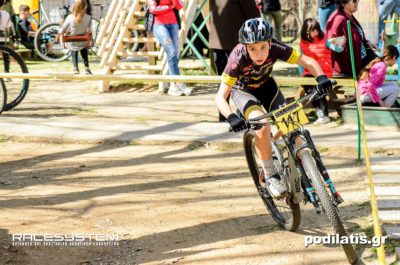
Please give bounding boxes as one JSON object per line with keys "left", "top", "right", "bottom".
{"left": 0, "top": 73, "right": 355, "bottom": 86}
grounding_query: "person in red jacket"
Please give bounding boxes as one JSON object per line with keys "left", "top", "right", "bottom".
{"left": 300, "top": 18, "right": 333, "bottom": 124}
{"left": 147, "top": 0, "right": 192, "bottom": 96}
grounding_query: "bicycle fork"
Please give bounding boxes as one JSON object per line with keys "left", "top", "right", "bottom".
{"left": 301, "top": 130, "right": 344, "bottom": 206}
{"left": 285, "top": 130, "right": 343, "bottom": 214}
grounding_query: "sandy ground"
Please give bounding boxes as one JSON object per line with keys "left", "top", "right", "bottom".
{"left": 0, "top": 139, "right": 393, "bottom": 265}
{"left": 0, "top": 77, "right": 398, "bottom": 264}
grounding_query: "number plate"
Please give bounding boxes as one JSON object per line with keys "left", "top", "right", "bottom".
{"left": 273, "top": 101, "right": 309, "bottom": 135}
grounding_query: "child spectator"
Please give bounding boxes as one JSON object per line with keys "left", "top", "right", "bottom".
{"left": 300, "top": 18, "right": 333, "bottom": 124}
{"left": 18, "top": 4, "right": 35, "bottom": 50}
{"left": 358, "top": 45, "right": 400, "bottom": 107}
{"left": 61, "top": 0, "right": 92, "bottom": 74}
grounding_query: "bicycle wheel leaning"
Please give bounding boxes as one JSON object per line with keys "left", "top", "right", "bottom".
{"left": 0, "top": 45, "right": 29, "bottom": 111}
{"left": 0, "top": 78, "right": 7, "bottom": 113}
{"left": 244, "top": 131, "right": 301, "bottom": 231}
{"left": 34, "top": 22, "right": 71, "bottom": 62}
{"left": 300, "top": 151, "right": 358, "bottom": 265}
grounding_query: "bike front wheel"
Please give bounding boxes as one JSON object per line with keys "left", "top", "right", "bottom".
{"left": 300, "top": 150, "right": 358, "bottom": 264}
{"left": 244, "top": 131, "right": 301, "bottom": 231}
{"left": 34, "top": 22, "right": 71, "bottom": 62}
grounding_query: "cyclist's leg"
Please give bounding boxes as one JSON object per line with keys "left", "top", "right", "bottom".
{"left": 230, "top": 88, "right": 272, "bottom": 162}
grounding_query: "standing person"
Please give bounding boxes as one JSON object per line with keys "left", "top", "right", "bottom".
{"left": 300, "top": 18, "right": 333, "bottom": 124}
{"left": 0, "top": 0, "right": 13, "bottom": 80}
{"left": 215, "top": 18, "right": 335, "bottom": 197}
{"left": 147, "top": 0, "right": 191, "bottom": 96}
{"left": 378, "top": 0, "right": 400, "bottom": 36}
{"left": 261, "top": 0, "right": 282, "bottom": 41}
{"left": 318, "top": 0, "right": 336, "bottom": 32}
{"left": 325, "top": 0, "right": 380, "bottom": 76}
{"left": 358, "top": 45, "right": 400, "bottom": 107}
{"left": 209, "top": 0, "right": 259, "bottom": 121}
{"left": 60, "top": 0, "right": 92, "bottom": 74}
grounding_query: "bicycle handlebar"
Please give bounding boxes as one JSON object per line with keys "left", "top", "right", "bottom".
{"left": 228, "top": 80, "right": 337, "bottom": 132}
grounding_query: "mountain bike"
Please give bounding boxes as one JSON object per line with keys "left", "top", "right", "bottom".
{"left": 232, "top": 82, "right": 358, "bottom": 264}
{"left": 0, "top": 45, "right": 28, "bottom": 111}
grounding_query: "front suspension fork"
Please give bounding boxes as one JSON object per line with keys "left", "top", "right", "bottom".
{"left": 301, "top": 130, "right": 344, "bottom": 205}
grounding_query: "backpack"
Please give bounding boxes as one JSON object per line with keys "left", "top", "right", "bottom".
{"left": 144, "top": 0, "right": 160, "bottom": 32}
{"left": 144, "top": 0, "right": 181, "bottom": 32}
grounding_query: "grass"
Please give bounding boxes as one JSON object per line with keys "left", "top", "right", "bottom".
{"left": 187, "top": 141, "right": 205, "bottom": 151}
{"left": 71, "top": 107, "right": 97, "bottom": 116}
{"left": 0, "top": 136, "right": 9, "bottom": 143}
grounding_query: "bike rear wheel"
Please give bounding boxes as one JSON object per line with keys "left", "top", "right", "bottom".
{"left": 34, "top": 22, "right": 71, "bottom": 62}
{"left": 0, "top": 45, "right": 29, "bottom": 111}
{"left": 244, "top": 131, "right": 301, "bottom": 231}
{"left": 300, "top": 151, "right": 358, "bottom": 264}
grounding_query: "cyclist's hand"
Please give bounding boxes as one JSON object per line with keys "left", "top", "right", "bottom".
{"left": 227, "top": 113, "right": 247, "bottom": 132}
{"left": 316, "top": 75, "right": 334, "bottom": 95}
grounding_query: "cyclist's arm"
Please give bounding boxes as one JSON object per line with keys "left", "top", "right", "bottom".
{"left": 296, "top": 54, "right": 324, "bottom": 77}
{"left": 215, "top": 82, "right": 233, "bottom": 119}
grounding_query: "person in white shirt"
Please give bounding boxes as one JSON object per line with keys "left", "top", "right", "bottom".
{"left": 0, "top": 0, "right": 14, "bottom": 76}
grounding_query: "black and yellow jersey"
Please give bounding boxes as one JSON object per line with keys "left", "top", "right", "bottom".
{"left": 222, "top": 39, "right": 300, "bottom": 90}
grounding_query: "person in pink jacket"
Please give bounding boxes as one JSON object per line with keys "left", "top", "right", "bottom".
{"left": 300, "top": 18, "right": 333, "bottom": 124}
{"left": 147, "top": 0, "right": 192, "bottom": 96}
{"left": 358, "top": 45, "right": 399, "bottom": 107}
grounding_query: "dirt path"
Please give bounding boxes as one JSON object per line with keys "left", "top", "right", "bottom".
{"left": 0, "top": 139, "right": 392, "bottom": 265}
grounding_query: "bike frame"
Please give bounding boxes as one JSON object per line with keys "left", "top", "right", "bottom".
{"left": 248, "top": 88, "right": 343, "bottom": 213}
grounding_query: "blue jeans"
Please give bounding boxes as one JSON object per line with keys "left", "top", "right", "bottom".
{"left": 379, "top": 0, "right": 400, "bottom": 34}
{"left": 153, "top": 24, "right": 180, "bottom": 75}
{"left": 318, "top": 3, "right": 336, "bottom": 32}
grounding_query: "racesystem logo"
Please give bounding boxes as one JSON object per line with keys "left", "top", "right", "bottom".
{"left": 12, "top": 234, "right": 120, "bottom": 246}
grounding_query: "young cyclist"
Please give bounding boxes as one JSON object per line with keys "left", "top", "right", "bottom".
{"left": 215, "top": 18, "right": 334, "bottom": 198}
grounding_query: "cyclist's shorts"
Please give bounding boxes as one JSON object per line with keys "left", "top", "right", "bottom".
{"left": 231, "top": 78, "right": 285, "bottom": 120}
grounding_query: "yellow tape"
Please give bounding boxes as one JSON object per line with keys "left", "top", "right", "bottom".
{"left": 0, "top": 73, "right": 355, "bottom": 87}
{"left": 353, "top": 80, "right": 387, "bottom": 264}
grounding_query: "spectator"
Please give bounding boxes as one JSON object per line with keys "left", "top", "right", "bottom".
{"left": 325, "top": 0, "right": 380, "bottom": 76}
{"left": 318, "top": 0, "right": 336, "bottom": 32}
{"left": 209, "top": 0, "right": 259, "bottom": 121}
{"left": 147, "top": 0, "right": 191, "bottom": 96}
{"left": 378, "top": 0, "right": 400, "bottom": 36}
{"left": 68, "top": 0, "right": 91, "bottom": 15}
{"left": 300, "top": 18, "right": 332, "bottom": 124}
{"left": 18, "top": 4, "right": 35, "bottom": 50}
{"left": 0, "top": 0, "right": 13, "bottom": 79}
{"left": 60, "top": 0, "right": 92, "bottom": 75}
{"left": 261, "top": 0, "right": 282, "bottom": 41}
{"left": 358, "top": 45, "right": 399, "bottom": 107}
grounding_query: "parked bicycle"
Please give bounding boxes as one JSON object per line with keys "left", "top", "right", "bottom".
{"left": 0, "top": 45, "right": 28, "bottom": 111}
{"left": 33, "top": 1, "right": 102, "bottom": 61}
{"left": 232, "top": 82, "right": 358, "bottom": 264}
